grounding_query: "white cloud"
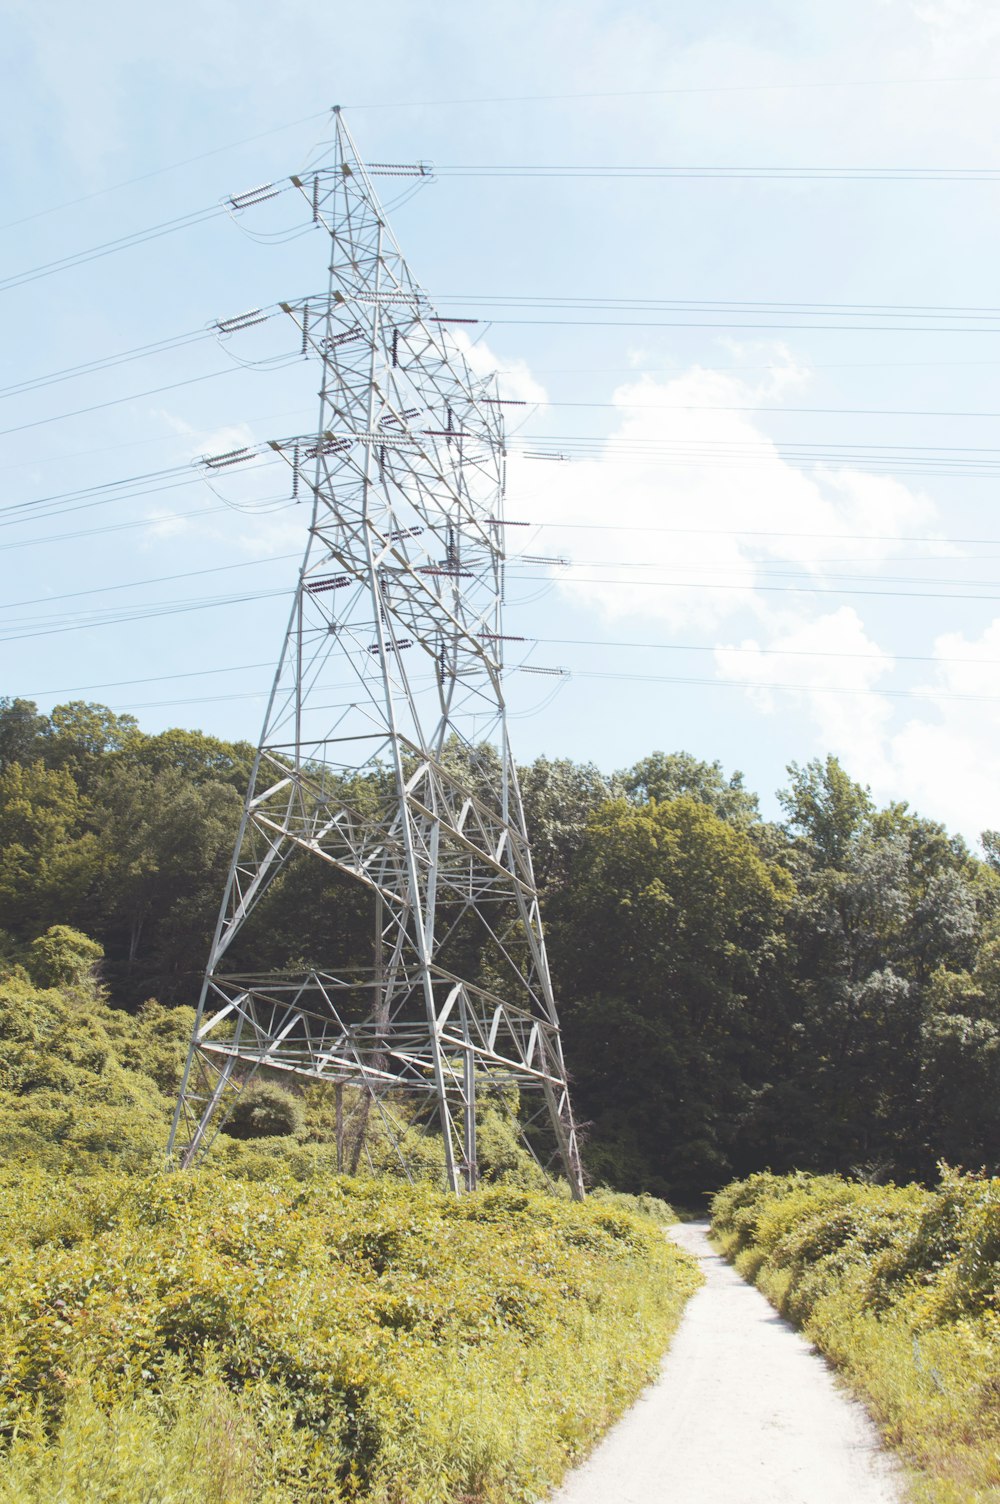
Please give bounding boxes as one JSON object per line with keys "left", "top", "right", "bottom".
{"left": 500, "top": 348, "right": 1000, "bottom": 836}
{"left": 507, "top": 353, "right": 938, "bottom": 632}
{"left": 715, "top": 607, "right": 896, "bottom": 780}
{"left": 453, "top": 330, "right": 549, "bottom": 408}
{"left": 886, "top": 620, "right": 1000, "bottom": 835}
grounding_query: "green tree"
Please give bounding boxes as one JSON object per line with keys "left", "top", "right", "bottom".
{"left": 619, "top": 750, "right": 759, "bottom": 827}
{"left": 0, "top": 698, "right": 48, "bottom": 772}
{"left": 519, "top": 755, "right": 610, "bottom": 890}
{"left": 0, "top": 762, "right": 97, "bottom": 934}
{"left": 89, "top": 762, "right": 242, "bottom": 1001}
{"left": 222, "top": 1082, "right": 305, "bottom": 1139}
{"left": 552, "top": 796, "right": 792, "bottom": 1195}
{"left": 27, "top": 926, "right": 104, "bottom": 991}
{"left": 779, "top": 755, "right": 873, "bottom": 867}
{"left": 46, "top": 701, "right": 140, "bottom": 792}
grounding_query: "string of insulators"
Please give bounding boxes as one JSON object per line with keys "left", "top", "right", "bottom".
{"left": 306, "top": 575, "right": 351, "bottom": 594}
{"left": 227, "top": 182, "right": 280, "bottom": 210}
{"left": 380, "top": 408, "right": 421, "bottom": 429}
{"left": 201, "top": 446, "right": 256, "bottom": 469}
{"left": 321, "top": 324, "right": 365, "bottom": 349}
{"left": 419, "top": 567, "right": 473, "bottom": 578}
{"left": 389, "top": 526, "right": 423, "bottom": 541}
{"left": 479, "top": 634, "right": 526, "bottom": 642}
{"left": 487, "top": 518, "right": 530, "bottom": 526}
{"left": 213, "top": 308, "right": 267, "bottom": 334}
{"left": 369, "top": 638, "right": 413, "bottom": 654}
{"left": 305, "top": 434, "right": 352, "bottom": 460}
{"left": 520, "top": 665, "right": 566, "bottom": 676}
{"left": 366, "top": 162, "right": 431, "bottom": 177}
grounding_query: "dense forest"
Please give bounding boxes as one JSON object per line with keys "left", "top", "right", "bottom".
{"left": 1, "top": 693, "right": 998, "bottom": 1200}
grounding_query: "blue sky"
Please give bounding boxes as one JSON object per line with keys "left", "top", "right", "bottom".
{"left": 4, "top": 0, "right": 1000, "bottom": 838}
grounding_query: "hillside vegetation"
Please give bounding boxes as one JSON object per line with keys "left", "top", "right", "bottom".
{"left": 3, "top": 696, "right": 1000, "bottom": 1196}
{"left": 712, "top": 1170, "right": 1000, "bottom": 1504}
{"left": 0, "top": 1169, "right": 697, "bottom": 1504}
{"left": 3, "top": 696, "right": 1000, "bottom": 1498}
{"left": 0, "top": 935, "right": 699, "bottom": 1503}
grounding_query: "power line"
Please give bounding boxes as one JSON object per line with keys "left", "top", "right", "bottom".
{"left": 436, "top": 163, "right": 1000, "bottom": 184}
{"left": 17, "top": 656, "right": 1000, "bottom": 715}
{"left": 488, "top": 315, "right": 1000, "bottom": 333}
{"left": 19, "top": 632, "right": 1000, "bottom": 703}
{"left": 508, "top": 569, "right": 1000, "bottom": 605}
{"left": 0, "top": 497, "right": 294, "bottom": 554}
{"left": 566, "top": 668, "right": 1000, "bottom": 705}
{"left": 0, "top": 551, "right": 300, "bottom": 613}
{"left": 0, "top": 109, "right": 331, "bottom": 233}
{"left": 0, "top": 460, "right": 200, "bottom": 521}
{"left": 0, "top": 366, "right": 255, "bottom": 444}
{"left": 528, "top": 400, "right": 1000, "bottom": 420}
{"left": 450, "top": 293, "right": 1000, "bottom": 316}
{"left": 545, "top": 636, "right": 997, "bottom": 668}
{"left": 0, "top": 327, "right": 218, "bottom": 404}
{"left": 531, "top": 520, "right": 1000, "bottom": 548}
{"left": 20, "top": 660, "right": 278, "bottom": 698}
{"left": 8, "top": 562, "right": 1000, "bottom": 646}
{"left": 0, "top": 586, "right": 287, "bottom": 645}
{"left": 518, "top": 559, "right": 1000, "bottom": 588}
{"left": 10, "top": 545, "right": 994, "bottom": 626}
{"left": 0, "top": 203, "right": 230, "bottom": 296}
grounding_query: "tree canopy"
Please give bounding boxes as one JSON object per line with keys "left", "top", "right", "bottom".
{"left": 1, "top": 700, "right": 998, "bottom": 1196}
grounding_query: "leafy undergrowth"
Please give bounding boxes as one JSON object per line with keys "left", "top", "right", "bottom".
{"left": 0, "top": 1168, "right": 699, "bottom": 1504}
{"left": 711, "top": 1169, "right": 1000, "bottom": 1504}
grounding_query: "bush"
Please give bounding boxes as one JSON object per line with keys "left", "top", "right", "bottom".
{"left": 220, "top": 1082, "right": 305, "bottom": 1140}
{"left": 0, "top": 1168, "right": 700, "bottom": 1503}
{"left": 711, "top": 1169, "right": 1000, "bottom": 1504}
{"left": 26, "top": 927, "right": 104, "bottom": 993}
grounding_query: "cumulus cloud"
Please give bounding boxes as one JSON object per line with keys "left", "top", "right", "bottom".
{"left": 453, "top": 330, "right": 549, "bottom": 407}
{"left": 886, "top": 620, "right": 1000, "bottom": 836}
{"left": 715, "top": 607, "right": 896, "bottom": 777}
{"left": 498, "top": 346, "right": 1000, "bottom": 836}
{"left": 506, "top": 353, "right": 938, "bottom": 633}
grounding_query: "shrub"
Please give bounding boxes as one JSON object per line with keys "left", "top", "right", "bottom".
{"left": 0, "top": 1168, "right": 700, "bottom": 1503}
{"left": 25, "top": 927, "right": 104, "bottom": 993}
{"left": 220, "top": 1081, "right": 305, "bottom": 1140}
{"left": 711, "top": 1169, "right": 1000, "bottom": 1504}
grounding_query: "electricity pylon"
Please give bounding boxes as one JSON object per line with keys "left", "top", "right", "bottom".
{"left": 168, "top": 112, "right": 584, "bottom": 1196}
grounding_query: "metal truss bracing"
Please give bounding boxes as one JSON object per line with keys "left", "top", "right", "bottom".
{"left": 169, "top": 110, "right": 585, "bottom": 1198}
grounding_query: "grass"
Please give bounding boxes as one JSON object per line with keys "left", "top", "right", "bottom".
{"left": 711, "top": 1169, "right": 1000, "bottom": 1504}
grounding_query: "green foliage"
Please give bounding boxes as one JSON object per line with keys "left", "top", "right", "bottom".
{"left": 711, "top": 1169, "right": 1000, "bottom": 1504}
{"left": 0, "top": 1169, "right": 699, "bottom": 1503}
{"left": 618, "top": 749, "right": 759, "bottom": 827}
{"left": 222, "top": 1083, "right": 306, "bottom": 1140}
{"left": 0, "top": 698, "right": 48, "bottom": 773}
{"left": 3, "top": 695, "right": 1000, "bottom": 1196}
{"left": 552, "top": 794, "right": 792, "bottom": 1196}
{"left": 779, "top": 754, "right": 874, "bottom": 866}
{"left": 0, "top": 762, "right": 98, "bottom": 932}
{"left": 26, "top": 927, "right": 104, "bottom": 991}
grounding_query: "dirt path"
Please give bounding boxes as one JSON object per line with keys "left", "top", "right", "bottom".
{"left": 551, "top": 1220, "right": 904, "bottom": 1504}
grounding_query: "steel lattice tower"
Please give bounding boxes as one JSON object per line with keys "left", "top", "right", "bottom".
{"left": 168, "top": 110, "right": 585, "bottom": 1198}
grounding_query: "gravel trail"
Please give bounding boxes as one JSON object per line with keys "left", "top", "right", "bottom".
{"left": 551, "top": 1220, "right": 905, "bottom": 1504}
